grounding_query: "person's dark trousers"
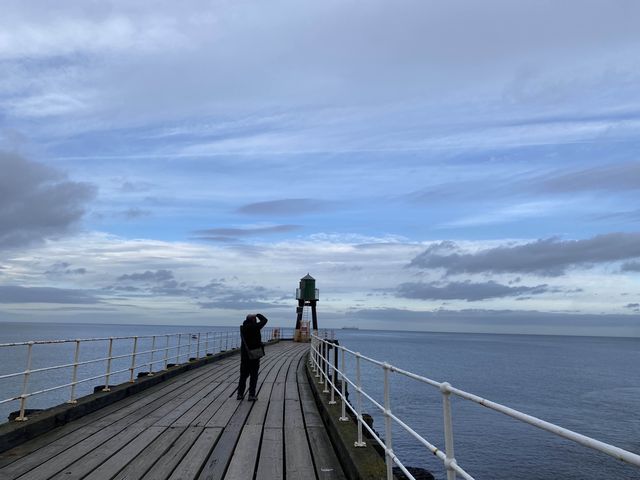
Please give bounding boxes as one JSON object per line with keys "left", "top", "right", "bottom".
{"left": 238, "top": 358, "right": 260, "bottom": 397}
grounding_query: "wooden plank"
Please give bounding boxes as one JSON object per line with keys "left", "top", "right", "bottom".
{"left": 197, "top": 402, "right": 253, "bottom": 480}
{"left": 0, "top": 362, "right": 231, "bottom": 475}
{"left": 298, "top": 357, "right": 325, "bottom": 428}
{"left": 191, "top": 383, "right": 238, "bottom": 427}
{"left": 284, "top": 426, "right": 316, "bottom": 479}
{"left": 255, "top": 427, "right": 283, "bottom": 480}
{"left": 47, "top": 424, "right": 157, "bottom": 480}
{"left": 141, "top": 427, "right": 204, "bottom": 480}
{"left": 1, "top": 343, "right": 305, "bottom": 480}
{"left": 17, "top": 424, "right": 144, "bottom": 480}
{"left": 307, "top": 427, "right": 347, "bottom": 480}
{"left": 170, "top": 382, "right": 230, "bottom": 428}
{"left": 264, "top": 381, "right": 284, "bottom": 429}
{"left": 199, "top": 348, "right": 299, "bottom": 480}
{"left": 245, "top": 355, "right": 290, "bottom": 426}
{"left": 203, "top": 390, "right": 243, "bottom": 429}
{"left": 203, "top": 349, "right": 285, "bottom": 429}
{"left": 111, "top": 426, "right": 186, "bottom": 480}
{"left": 152, "top": 382, "right": 223, "bottom": 427}
{"left": 193, "top": 346, "right": 286, "bottom": 428}
{"left": 284, "top": 399, "right": 305, "bottom": 428}
{"left": 77, "top": 426, "right": 167, "bottom": 480}
{"left": 167, "top": 427, "right": 223, "bottom": 480}
{"left": 221, "top": 424, "right": 262, "bottom": 480}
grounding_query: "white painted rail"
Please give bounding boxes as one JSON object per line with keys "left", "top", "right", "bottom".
{"left": 310, "top": 334, "right": 640, "bottom": 480}
{"left": 0, "top": 327, "right": 287, "bottom": 421}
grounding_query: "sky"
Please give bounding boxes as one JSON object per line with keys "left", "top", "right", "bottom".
{"left": 0, "top": 0, "right": 639, "bottom": 336}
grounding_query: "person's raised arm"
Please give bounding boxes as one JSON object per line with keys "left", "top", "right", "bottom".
{"left": 256, "top": 313, "right": 268, "bottom": 329}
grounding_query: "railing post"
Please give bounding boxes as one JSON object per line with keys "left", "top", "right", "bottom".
{"left": 319, "top": 341, "right": 325, "bottom": 385}
{"left": 313, "top": 338, "right": 320, "bottom": 376}
{"left": 329, "top": 342, "right": 338, "bottom": 404}
{"left": 188, "top": 333, "right": 192, "bottom": 360}
{"left": 177, "top": 334, "right": 182, "bottom": 363}
{"left": 149, "top": 335, "right": 156, "bottom": 375}
{"left": 383, "top": 363, "right": 393, "bottom": 480}
{"left": 441, "top": 382, "right": 457, "bottom": 480}
{"left": 323, "top": 342, "right": 331, "bottom": 394}
{"left": 16, "top": 341, "right": 34, "bottom": 421}
{"left": 103, "top": 338, "right": 114, "bottom": 392}
{"left": 339, "top": 347, "right": 349, "bottom": 422}
{"left": 129, "top": 336, "right": 138, "bottom": 383}
{"left": 205, "top": 332, "right": 209, "bottom": 355}
{"left": 68, "top": 340, "right": 81, "bottom": 403}
{"left": 164, "top": 335, "right": 169, "bottom": 369}
{"left": 354, "top": 353, "right": 366, "bottom": 447}
{"left": 225, "top": 332, "right": 229, "bottom": 351}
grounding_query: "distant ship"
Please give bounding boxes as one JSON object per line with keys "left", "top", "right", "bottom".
{"left": 341, "top": 326, "right": 360, "bottom": 330}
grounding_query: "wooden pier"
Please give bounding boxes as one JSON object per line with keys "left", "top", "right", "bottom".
{"left": 0, "top": 341, "right": 346, "bottom": 480}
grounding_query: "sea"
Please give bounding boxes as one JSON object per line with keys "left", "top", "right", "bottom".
{"left": 1, "top": 322, "right": 639, "bottom": 480}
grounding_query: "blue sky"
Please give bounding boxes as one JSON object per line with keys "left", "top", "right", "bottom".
{"left": 1, "top": 0, "right": 639, "bottom": 335}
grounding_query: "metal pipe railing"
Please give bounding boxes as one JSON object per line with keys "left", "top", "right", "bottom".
{"left": 0, "top": 327, "right": 289, "bottom": 422}
{"left": 310, "top": 334, "right": 640, "bottom": 480}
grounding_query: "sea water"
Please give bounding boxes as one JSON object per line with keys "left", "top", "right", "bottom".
{"left": 336, "top": 329, "right": 640, "bottom": 480}
{"left": 0, "top": 323, "right": 638, "bottom": 479}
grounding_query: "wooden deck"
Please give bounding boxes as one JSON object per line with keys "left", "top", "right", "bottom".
{"left": 0, "top": 341, "right": 346, "bottom": 480}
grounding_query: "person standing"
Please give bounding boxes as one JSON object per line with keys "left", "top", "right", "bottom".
{"left": 237, "top": 313, "right": 268, "bottom": 401}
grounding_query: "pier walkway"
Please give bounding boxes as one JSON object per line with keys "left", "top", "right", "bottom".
{"left": 0, "top": 341, "right": 345, "bottom": 480}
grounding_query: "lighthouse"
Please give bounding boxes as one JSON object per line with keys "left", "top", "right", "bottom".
{"left": 294, "top": 273, "right": 319, "bottom": 341}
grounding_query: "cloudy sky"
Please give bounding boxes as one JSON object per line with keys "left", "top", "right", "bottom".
{"left": 1, "top": 0, "right": 639, "bottom": 335}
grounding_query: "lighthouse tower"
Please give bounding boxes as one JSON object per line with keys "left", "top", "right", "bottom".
{"left": 294, "top": 274, "right": 319, "bottom": 341}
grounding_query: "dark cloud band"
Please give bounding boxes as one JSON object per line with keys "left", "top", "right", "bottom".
{"left": 410, "top": 233, "right": 640, "bottom": 276}
{"left": 397, "top": 280, "right": 553, "bottom": 301}
{"left": 0, "top": 152, "right": 95, "bottom": 249}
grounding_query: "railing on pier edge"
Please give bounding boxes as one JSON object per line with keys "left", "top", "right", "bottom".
{"left": 310, "top": 333, "right": 640, "bottom": 480}
{"left": 0, "top": 327, "right": 292, "bottom": 422}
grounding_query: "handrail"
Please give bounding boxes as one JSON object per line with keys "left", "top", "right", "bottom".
{"left": 0, "top": 327, "right": 290, "bottom": 422}
{"left": 310, "top": 334, "right": 640, "bottom": 480}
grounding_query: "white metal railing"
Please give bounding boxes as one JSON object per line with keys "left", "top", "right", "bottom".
{"left": 310, "top": 334, "right": 640, "bottom": 480}
{"left": 0, "top": 327, "right": 287, "bottom": 422}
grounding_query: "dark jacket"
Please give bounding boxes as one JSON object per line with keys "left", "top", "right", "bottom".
{"left": 240, "top": 314, "right": 268, "bottom": 360}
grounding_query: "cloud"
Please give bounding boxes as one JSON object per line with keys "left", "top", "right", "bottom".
{"left": 621, "top": 261, "right": 640, "bottom": 272}
{"left": 193, "top": 224, "right": 302, "bottom": 242}
{"left": 593, "top": 209, "right": 640, "bottom": 222}
{"left": 44, "top": 262, "right": 87, "bottom": 275}
{"left": 198, "top": 300, "right": 278, "bottom": 310}
{"left": 410, "top": 233, "right": 640, "bottom": 276}
{"left": 0, "top": 151, "right": 95, "bottom": 249}
{"left": 116, "top": 207, "right": 151, "bottom": 220}
{"left": 237, "top": 198, "right": 330, "bottom": 215}
{"left": 0, "top": 285, "right": 99, "bottom": 304}
{"left": 119, "top": 181, "right": 155, "bottom": 193}
{"left": 539, "top": 162, "right": 640, "bottom": 193}
{"left": 397, "top": 280, "right": 554, "bottom": 301}
{"left": 116, "top": 269, "right": 174, "bottom": 283}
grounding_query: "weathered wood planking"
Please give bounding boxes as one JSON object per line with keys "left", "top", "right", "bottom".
{"left": 296, "top": 355, "right": 347, "bottom": 479}
{"left": 284, "top": 355, "right": 317, "bottom": 479}
{"left": 111, "top": 426, "right": 186, "bottom": 480}
{"left": 140, "top": 427, "right": 204, "bottom": 480}
{"left": 200, "top": 344, "right": 303, "bottom": 480}
{"left": 0, "top": 341, "right": 346, "bottom": 480}
{"left": 0, "top": 360, "right": 236, "bottom": 475}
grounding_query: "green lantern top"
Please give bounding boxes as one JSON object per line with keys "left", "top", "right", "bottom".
{"left": 296, "top": 273, "right": 319, "bottom": 301}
